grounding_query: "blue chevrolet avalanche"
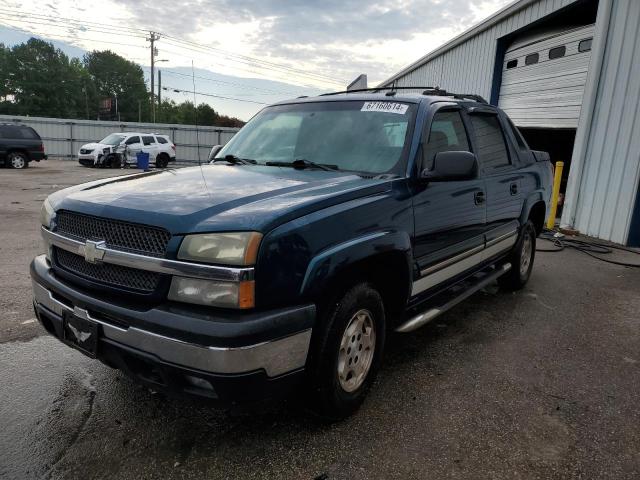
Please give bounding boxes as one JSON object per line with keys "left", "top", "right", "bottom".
{"left": 31, "top": 88, "right": 553, "bottom": 419}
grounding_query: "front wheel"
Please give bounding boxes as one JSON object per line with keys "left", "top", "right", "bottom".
{"left": 498, "top": 220, "right": 536, "bottom": 291}
{"left": 307, "top": 282, "right": 386, "bottom": 420}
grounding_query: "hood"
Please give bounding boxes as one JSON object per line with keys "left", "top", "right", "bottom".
{"left": 50, "top": 164, "right": 393, "bottom": 234}
{"left": 79, "top": 142, "right": 109, "bottom": 152}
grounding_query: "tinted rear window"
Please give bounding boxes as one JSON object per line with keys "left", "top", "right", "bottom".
{"left": 142, "top": 136, "right": 155, "bottom": 145}
{"left": 156, "top": 136, "right": 168, "bottom": 144}
{"left": 0, "top": 125, "right": 39, "bottom": 139}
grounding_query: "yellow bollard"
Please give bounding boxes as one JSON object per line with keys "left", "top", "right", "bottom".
{"left": 546, "top": 161, "right": 564, "bottom": 230}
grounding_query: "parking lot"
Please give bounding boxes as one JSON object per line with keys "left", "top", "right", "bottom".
{"left": 1, "top": 160, "right": 639, "bottom": 479}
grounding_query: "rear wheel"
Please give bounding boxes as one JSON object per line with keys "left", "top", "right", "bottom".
{"left": 156, "top": 153, "right": 169, "bottom": 169}
{"left": 498, "top": 220, "right": 536, "bottom": 291}
{"left": 8, "top": 152, "right": 28, "bottom": 169}
{"left": 307, "top": 282, "right": 385, "bottom": 420}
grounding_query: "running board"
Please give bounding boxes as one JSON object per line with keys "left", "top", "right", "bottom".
{"left": 395, "top": 263, "right": 512, "bottom": 333}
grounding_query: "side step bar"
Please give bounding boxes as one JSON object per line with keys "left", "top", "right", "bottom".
{"left": 395, "top": 263, "right": 512, "bottom": 333}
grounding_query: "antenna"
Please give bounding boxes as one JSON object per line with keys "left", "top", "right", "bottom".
{"left": 191, "top": 60, "right": 201, "bottom": 165}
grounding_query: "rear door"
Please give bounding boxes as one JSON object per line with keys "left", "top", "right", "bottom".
{"left": 466, "top": 108, "right": 521, "bottom": 252}
{"left": 141, "top": 135, "right": 158, "bottom": 161}
{"left": 411, "top": 106, "right": 487, "bottom": 296}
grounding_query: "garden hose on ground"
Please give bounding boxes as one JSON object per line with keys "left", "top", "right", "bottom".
{"left": 537, "top": 229, "right": 640, "bottom": 268}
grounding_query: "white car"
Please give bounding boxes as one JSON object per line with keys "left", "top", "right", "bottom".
{"left": 78, "top": 132, "right": 176, "bottom": 168}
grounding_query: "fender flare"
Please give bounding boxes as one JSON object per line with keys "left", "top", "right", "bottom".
{"left": 520, "top": 190, "right": 547, "bottom": 226}
{"left": 299, "top": 230, "right": 412, "bottom": 298}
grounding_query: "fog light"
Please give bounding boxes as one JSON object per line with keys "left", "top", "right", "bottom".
{"left": 184, "top": 375, "right": 215, "bottom": 392}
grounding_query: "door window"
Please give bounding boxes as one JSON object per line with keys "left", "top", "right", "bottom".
{"left": 125, "top": 136, "right": 140, "bottom": 145}
{"left": 141, "top": 136, "right": 155, "bottom": 146}
{"left": 469, "top": 114, "right": 511, "bottom": 170}
{"left": 156, "top": 136, "right": 168, "bottom": 144}
{"left": 423, "top": 110, "right": 470, "bottom": 169}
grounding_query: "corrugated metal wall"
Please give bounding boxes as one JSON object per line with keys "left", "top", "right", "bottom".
{"left": 384, "top": 0, "right": 577, "bottom": 99}
{"left": 0, "top": 115, "right": 239, "bottom": 163}
{"left": 569, "top": 0, "right": 640, "bottom": 244}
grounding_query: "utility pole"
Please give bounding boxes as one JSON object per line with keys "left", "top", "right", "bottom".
{"left": 146, "top": 31, "right": 160, "bottom": 123}
{"left": 138, "top": 100, "right": 142, "bottom": 123}
{"left": 82, "top": 86, "right": 89, "bottom": 119}
{"left": 157, "top": 70, "right": 162, "bottom": 121}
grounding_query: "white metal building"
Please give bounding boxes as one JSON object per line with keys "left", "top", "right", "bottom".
{"left": 381, "top": 0, "right": 640, "bottom": 246}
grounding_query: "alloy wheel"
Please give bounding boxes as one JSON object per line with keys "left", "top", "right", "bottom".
{"left": 337, "top": 309, "right": 376, "bottom": 393}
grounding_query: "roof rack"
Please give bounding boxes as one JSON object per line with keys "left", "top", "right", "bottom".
{"left": 319, "top": 86, "right": 488, "bottom": 104}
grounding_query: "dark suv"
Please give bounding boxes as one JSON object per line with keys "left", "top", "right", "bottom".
{"left": 30, "top": 88, "right": 553, "bottom": 418}
{"left": 0, "top": 124, "right": 47, "bottom": 169}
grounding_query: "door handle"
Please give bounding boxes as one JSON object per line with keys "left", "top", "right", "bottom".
{"left": 474, "top": 191, "right": 485, "bottom": 205}
{"left": 510, "top": 183, "right": 518, "bottom": 195}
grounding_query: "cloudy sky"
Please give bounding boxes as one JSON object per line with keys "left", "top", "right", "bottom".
{"left": 0, "top": 0, "right": 512, "bottom": 116}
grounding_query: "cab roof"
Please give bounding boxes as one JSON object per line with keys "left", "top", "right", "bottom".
{"left": 270, "top": 87, "right": 488, "bottom": 108}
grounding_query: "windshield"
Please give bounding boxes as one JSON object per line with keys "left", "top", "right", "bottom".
{"left": 100, "top": 134, "right": 126, "bottom": 146}
{"left": 216, "top": 100, "right": 417, "bottom": 174}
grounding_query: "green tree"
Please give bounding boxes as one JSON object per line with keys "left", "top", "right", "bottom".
{"left": 196, "top": 103, "right": 218, "bottom": 125}
{"left": 84, "top": 50, "right": 149, "bottom": 122}
{"left": 1, "top": 38, "right": 87, "bottom": 118}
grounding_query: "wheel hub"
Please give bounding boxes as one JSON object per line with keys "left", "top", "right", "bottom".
{"left": 10, "top": 155, "right": 25, "bottom": 168}
{"left": 337, "top": 309, "right": 376, "bottom": 393}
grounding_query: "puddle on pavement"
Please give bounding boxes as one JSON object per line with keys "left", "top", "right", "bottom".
{"left": 0, "top": 335, "right": 302, "bottom": 479}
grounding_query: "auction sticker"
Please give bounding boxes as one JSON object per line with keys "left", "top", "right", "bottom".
{"left": 361, "top": 102, "right": 409, "bottom": 115}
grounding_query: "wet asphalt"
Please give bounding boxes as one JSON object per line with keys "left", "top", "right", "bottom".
{"left": 1, "top": 161, "right": 640, "bottom": 479}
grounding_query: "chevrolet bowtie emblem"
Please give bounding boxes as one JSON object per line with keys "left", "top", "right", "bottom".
{"left": 80, "top": 240, "right": 106, "bottom": 264}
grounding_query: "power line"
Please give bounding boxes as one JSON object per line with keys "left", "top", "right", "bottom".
{"left": 162, "top": 85, "right": 268, "bottom": 105}
{"left": 0, "top": 9, "right": 148, "bottom": 36}
{"left": 162, "top": 36, "right": 345, "bottom": 86}
{"left": 1, "top": 9, "right": 346, "bottom": 87}
{"left": 160, "top": 70, "right": 315, "bottom": 96}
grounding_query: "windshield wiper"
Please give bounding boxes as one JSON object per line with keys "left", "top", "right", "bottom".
{"left": 212, "top": 154, "right": 256, "bottom": 165}
{"left": 265, "top": 159, "right": 339, "bottom": 171}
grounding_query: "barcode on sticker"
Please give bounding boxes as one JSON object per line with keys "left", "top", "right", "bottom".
{"left": 361, "top": 102, "right": 409, "bottom": 115}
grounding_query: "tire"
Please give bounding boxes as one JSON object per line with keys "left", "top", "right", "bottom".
{"left": 307, "top": 282, "right": 386, "bottom": 420}
{"left": 498, "top": 220, "right": 536, "bottom": 291}
{"left": 156, "top": 153, "right": 169, "bottom": 169}
{"left": 8, "top": 151, "right": 28, "bottom": 169}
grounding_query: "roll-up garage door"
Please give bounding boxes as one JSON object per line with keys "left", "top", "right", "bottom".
{"left": 498, "top": 24, "right": 595, "bottom": 128}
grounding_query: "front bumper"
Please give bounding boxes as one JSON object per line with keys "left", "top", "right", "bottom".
{"left": 78, "top": 155, "right": 98, "bottom": 166}
{"left": 31, "top": 254, "right": 315, "bottom": 403}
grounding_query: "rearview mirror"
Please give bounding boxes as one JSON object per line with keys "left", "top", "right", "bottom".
{"left": 208, "top": 145, "right": 223, "bottom": 162}
{"left": 421, "top": 151, "right": 478, "bottom": 182}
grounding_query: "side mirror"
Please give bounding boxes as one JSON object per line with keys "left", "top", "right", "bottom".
{"left": 421, "top": 151, "right": 478, "bottom": 182}
{"left": 208, "top": 145, "right": 223, "bottom": 162}
{"left": 531, "top": 150, "right": 550, "bottom": 162}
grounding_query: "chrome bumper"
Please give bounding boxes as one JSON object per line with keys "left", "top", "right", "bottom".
{"left": 32, "top": 281, "right": 311, "bottom": 377}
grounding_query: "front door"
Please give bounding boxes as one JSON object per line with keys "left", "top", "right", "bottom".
{"left": 412, "top": 107, "right": 486, "bottom": 297}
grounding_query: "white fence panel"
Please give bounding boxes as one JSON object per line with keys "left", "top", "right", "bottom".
{"left": 0, "top": 114, "right": 240, "bottom": 164}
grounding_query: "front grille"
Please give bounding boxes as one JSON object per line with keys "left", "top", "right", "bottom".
{"left": 55, "top": 248, "right": 161, "bottom": 292}
{"left": 56, "top": 210, "right": 171, "bottom": 257}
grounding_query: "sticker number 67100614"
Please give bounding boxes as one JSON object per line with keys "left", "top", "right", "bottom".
{"left": 361, "top": 102, "right": 409, "bottom": 115}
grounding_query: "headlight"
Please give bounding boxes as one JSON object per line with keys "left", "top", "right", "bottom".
{"left": 168, "top": 276, "right": 255, "bottom": 309}
{"left": 103, "top": 147, "right": 110, "bottom": 154}
{"left": 178, "top": 232, "right": 262, "bottom": 266}
{"left": 40, "top": 198, "right": 55, "bottom": 228}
